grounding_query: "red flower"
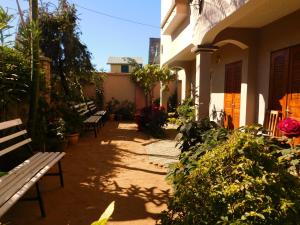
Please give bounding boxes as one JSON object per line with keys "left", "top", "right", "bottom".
{"left": 159, "top": 106, "right": 165, "bottom": 112}
{"left": 278, "top": 118, "right": 300, "bottom": 138}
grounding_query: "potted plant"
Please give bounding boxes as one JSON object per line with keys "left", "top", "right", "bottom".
{"left": 106, "top": 98, "right": 120, "bottom": 121}
{"left": 61, "top": 108, "right": 83, "bottom": 145}
{"left": 46, "top": 118, "right": 68, "bottom": 152}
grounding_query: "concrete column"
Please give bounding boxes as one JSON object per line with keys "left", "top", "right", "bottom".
{"left": 177, "top": 69, "right": 186, "bottom": 103}
{"left": 195, "top": 52, "right": 211, "bottom": 120}
{"left": 240, "top": 47, "right": 257, "bottom": 126}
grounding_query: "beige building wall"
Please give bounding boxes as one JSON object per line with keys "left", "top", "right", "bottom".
{"left": 103, "top": 73, "right": 136, "bottom": 103}
{"left": 110, "top": 64, "right": 135, "bottom": 73}
{"left": 161, "top": 0, "right": 300, "bottom": 124}
{"left": 210, "top": 44, "right": 249, "bottom": 125}
{"left": 256, "top": 10, "right": 300, "bottom": 124}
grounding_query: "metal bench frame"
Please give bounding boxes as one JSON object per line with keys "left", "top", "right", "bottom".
{"left": 73, "top": 102, "right": 102, "bottom": 137}
{"left": 86, "top": 101, "right": 107, "bottom": 125}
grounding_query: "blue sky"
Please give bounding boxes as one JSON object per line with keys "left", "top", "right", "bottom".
{"left": 1, "top": 0, "right": 161, "bottom": 71}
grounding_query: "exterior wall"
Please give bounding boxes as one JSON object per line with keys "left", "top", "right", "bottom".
{"left": 161, "top": 0, "right": 194, "bottom": 65}
{"left": 210, "top": 44, "right": 249, "bottom": 125}
{"left": 161, "top": 0, "right": 300, "bottom": 125}
{"left": 192, "top": 0, "right": 248, "bottom": 45}
{"left": 109, "top": 64, "right": 135, "bottom": 73}
{"left": 103, "top": 73, "right": 136, "bottom": 104}
{"left": 256, "top": 10, "right": 300, "bottom": 124}
{"left": 177, "top": 70, "right": 186, "bottom": 102}
{"left": 83, "top": 83, "right": 97, "bottom": 100}
{"left": 210, "top": 10, "right": 300, "bottom": 125}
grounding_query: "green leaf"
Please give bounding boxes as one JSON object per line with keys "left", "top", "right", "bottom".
{"left": 91, "top": 201, "right": 115, "bottom": 225}
{"left": 0, "top": 171, "right": 7, "bottom": 177}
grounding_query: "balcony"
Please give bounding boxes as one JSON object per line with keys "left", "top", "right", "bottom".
{"left": 161, "top": 0, "right": 189, "bottom": 35}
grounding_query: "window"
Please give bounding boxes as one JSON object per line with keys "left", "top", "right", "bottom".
{"left": 121, "top": 65, "right": 129, "bottom": 73}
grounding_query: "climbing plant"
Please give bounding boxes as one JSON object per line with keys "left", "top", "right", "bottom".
{"left": 130, "top": 60, "right": 174, "bottom": 106}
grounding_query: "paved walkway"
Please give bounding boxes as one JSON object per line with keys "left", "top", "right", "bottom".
{"left": 2, "top": 122, "right": 171, "bottom": 225}
{"left": 145, "top": 140, "right": 179, "bottom": 166}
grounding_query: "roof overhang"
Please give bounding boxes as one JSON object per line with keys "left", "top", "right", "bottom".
{"left": 201, "top": 0, "right": 300, "bottom": 44}
{"left": 161, "top": 0, "right": 189, "bottom": 35}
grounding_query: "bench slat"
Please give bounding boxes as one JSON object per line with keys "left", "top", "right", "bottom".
{"left": 90, "top": 106, "right": 97, "bottom": 111}
{"left": 0, "top": 130, "right": 27, "bottom": 144}
{"left": 0, "top": 119, "right": 22, "bottom": 131}
{"left": 0, "top": 153, "right": 56, "bottom": 193}
{"left": 0, "top": 138, "right": 32, "bottom": 157}
{"left": 80, "top": 111, "right": 89, "bottom": 117}
{"left": 0, "top": 152, "right": 65, "bottom": 217}
{"left": 0, "top": 153, "right": 42, "bottom": 185}
{"left": 95, "top": 110, "right": 107, "bottom": 116}
{"left": 84, "top": 116, "right": 101, "bottom": 124}
{"left": 0, "top": 152, "right": 65, "bottom": 207}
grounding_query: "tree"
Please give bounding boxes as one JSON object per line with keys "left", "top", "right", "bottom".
{"left": 27, "top": 0, "right": 40, "bottom": 138}
{"left": 0, "top": 6, "right": 13, "bottom": 46}
{"left": 16, "top": 0, "right": 95, "bottom": 101}
{"left": 130, "top": 61, "right": 174, "bottom": 106}
{"left": 38, "top": 1, "right": 94, "bottom": 99}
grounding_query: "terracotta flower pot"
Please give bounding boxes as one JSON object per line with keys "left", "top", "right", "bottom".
{"left": 109, "top": 114, "right": 115, "bottom": 121}
{"left": 67, "top": 133, "right": 80, "bottom": 145}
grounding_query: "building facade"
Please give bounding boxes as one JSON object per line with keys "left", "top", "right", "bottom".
{"left": 161, "top": 0, "right": 300, "bottom": 128}
{"left": 107, "top": 57, "right": 143, "bottom": 73}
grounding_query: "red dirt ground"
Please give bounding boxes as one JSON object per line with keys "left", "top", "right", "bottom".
{"left": 2, "top": 122, "right": 170, "bottom": 225}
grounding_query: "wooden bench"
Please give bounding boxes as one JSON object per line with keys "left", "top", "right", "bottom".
{"left": 0, "top": 119, "right": 65, "bottom": 218}
{"left": 73, "top": 103, "right": 102, "bottom": 137}
{"left": 86, "top": 101, "right": 107, "bottom": 125}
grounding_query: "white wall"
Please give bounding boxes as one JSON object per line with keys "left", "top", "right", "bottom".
{"left": 210, "top": 44, "right": 248, "bottom": 125}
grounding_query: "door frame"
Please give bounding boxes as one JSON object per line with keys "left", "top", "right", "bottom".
{"left": 224, "top": 60, "right": 242, "bottom": 129}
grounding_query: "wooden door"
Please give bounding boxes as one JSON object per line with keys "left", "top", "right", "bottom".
{"left": 224, "top": 61, "right": 242, "bottom": 129}
{"left": 268, "top": 49, "right": 289, "bottom": 118}
{"left": 287, "top": 45, "right": 300, "bottom": 121}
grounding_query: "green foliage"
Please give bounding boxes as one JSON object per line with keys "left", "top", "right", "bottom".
{"left": 0, "top": 46, "right": 30, "bottom": 120}
{"left": 130, "top": 61, "right": 174, "bottom": 105}
{"left": 0, "top": 46, "right": 30, "bottom": 81}
{"left": 176, "top": 118, "right": 224, "bottom": 152}
{"left": 60, "top": 105, "right": 83, "bottom": 134}
{"left": 106, "top": 98, "right": 120, "bottom": 114}
{"left": 115, "top": 100, "right": 135, "bottom": 121}
{"left": 161, "top": 126, "right": 300, "bottom": 225}
{"left": 176, "top": 97, "right": 195, "bottom": 123}
{"left": 0, "top": 171, "right": 7, "bottom": 177}
{"left": 0, "top": 6, "right": 13, "bottom": 46}
{"left": 17, "top": 1, "right": 95, "bottom": 101}
{"left": 167, "top": 91, "right": 178, "bottom": 113}
{"left": 136, "top": 105, "right": 168, "bottom": 138}
{"left": 91, "top": 201, "right": 115, "bottom": 225}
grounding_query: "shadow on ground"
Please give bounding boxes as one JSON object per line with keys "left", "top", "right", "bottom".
{"left": 1, "top": 121, "right": 170, "bottom": 225}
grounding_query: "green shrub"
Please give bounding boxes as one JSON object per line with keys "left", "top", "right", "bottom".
{"left": 168, "top": 91, "right": 178, "bottom": 113}
{"left": 176, "top": 97, "right": 195, "bottom": 123}
{"left": 106, "top": 98, "right": 120, "bottom": 114}
{"left": 160, "top": 126, "right": 300, "bottom": 225}
{"left": 135, "top": 104, "right": 168, "bottom": 138}
{"left": 176, "top": 118, "right": 225, "bottom": 152}
{"left": 115, "top": 100, "right": 135, "bottom": 121}
{"left": 0, "top": 46, "right": 31, "bottom": 120}
{"left": 60, "top": 105, "right": 83, "bottom": 134}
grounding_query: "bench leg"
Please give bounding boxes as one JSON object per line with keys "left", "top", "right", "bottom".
{"left": 93, "top": 123, "right": 97, "bottom": 138}
{"left": 35, "top": 182, "right": 46, "bottom": 218}
{"left": 58, "top": 161, "right": 64, "bottom": 187}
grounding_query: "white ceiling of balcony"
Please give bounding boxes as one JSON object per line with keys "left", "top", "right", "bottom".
{"left": 202, "top": 0, "right": 300, "bottom": 44}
